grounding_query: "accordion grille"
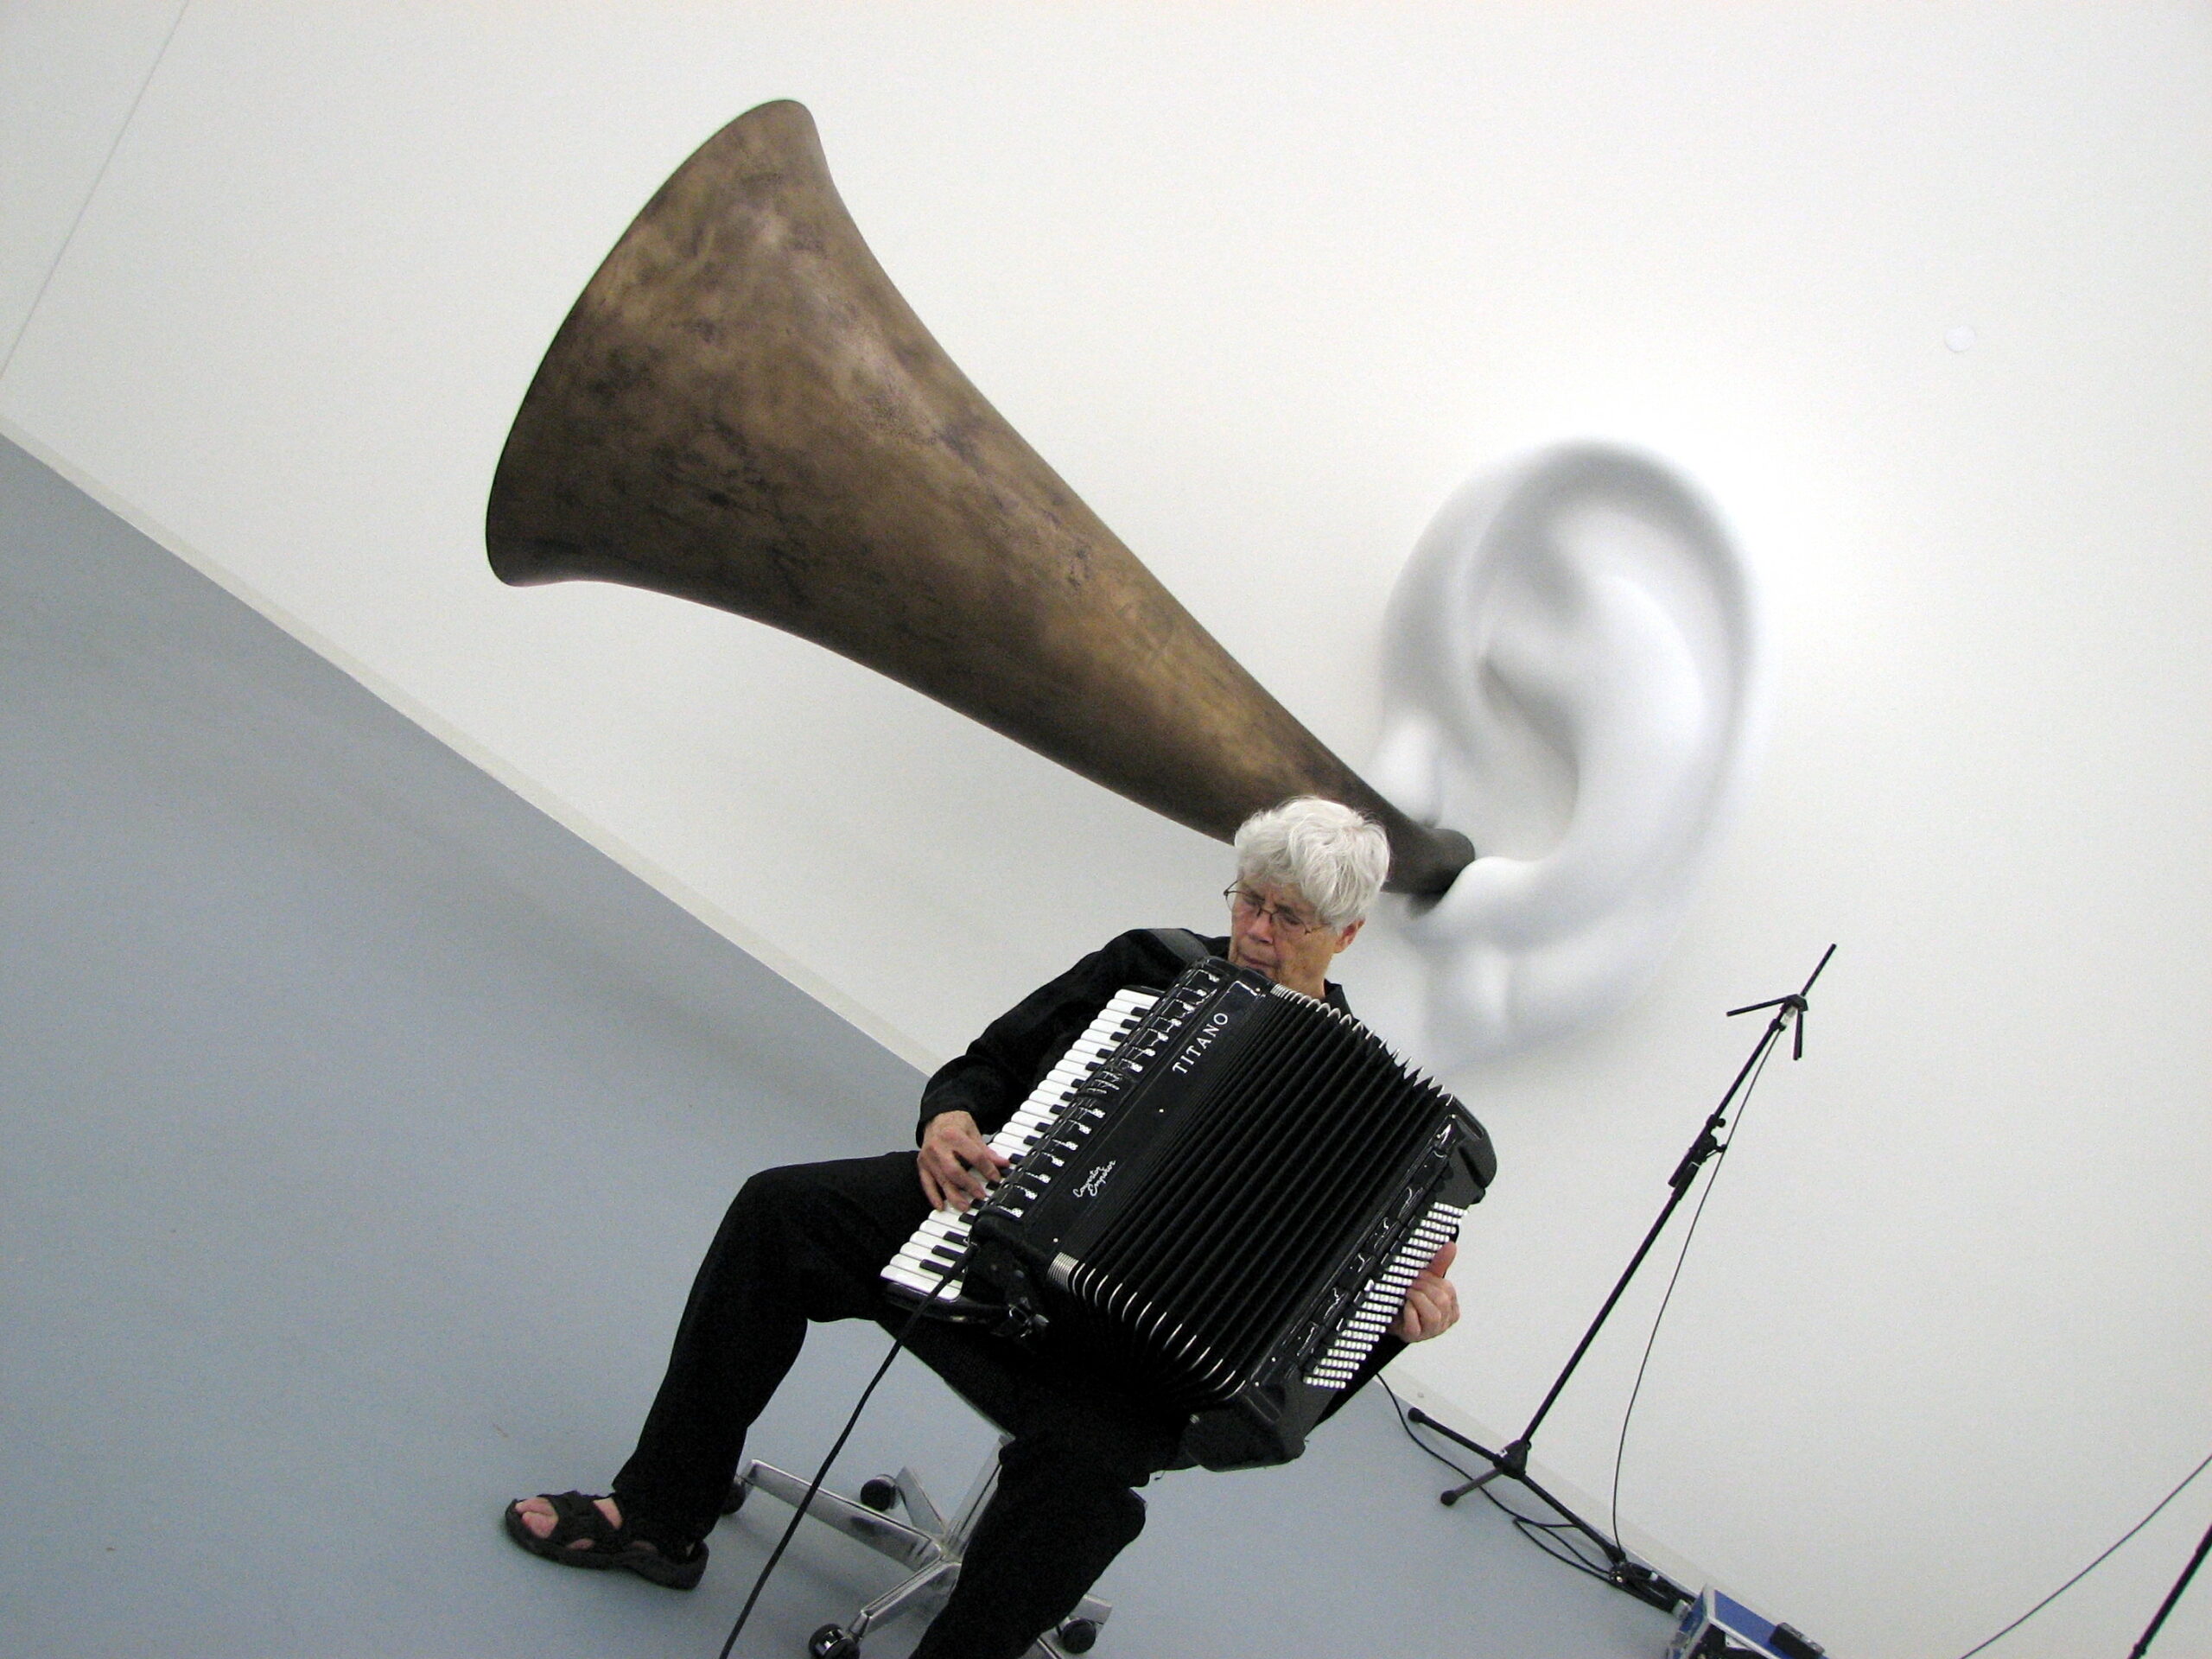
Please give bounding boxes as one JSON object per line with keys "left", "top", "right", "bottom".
{"left": 1065, "top": 991, "right": 1449, "bottom": 1403}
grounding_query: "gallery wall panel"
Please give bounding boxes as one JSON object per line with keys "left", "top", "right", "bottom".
{"left": 0, "top": 0, "right": 186, "bottom": 365}
{"left": 5, "top": 7, "right": 2212, "bottom": 1655}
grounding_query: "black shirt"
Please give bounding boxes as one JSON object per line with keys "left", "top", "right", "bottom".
{"left": 914, "top": 928, "right": 1351, "bottom": 1143}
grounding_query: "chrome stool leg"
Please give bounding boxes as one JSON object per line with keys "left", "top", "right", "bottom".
{"left": 734, "top": 1435, "right": 1114, "bottom": 1656}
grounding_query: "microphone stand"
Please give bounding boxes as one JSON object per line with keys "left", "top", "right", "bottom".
{"left": 1407, "top": 944, "right": 1837, "bottom": 1612}
{"left": 2127, "top": 1513, "right": 2212, "bottom": 1657}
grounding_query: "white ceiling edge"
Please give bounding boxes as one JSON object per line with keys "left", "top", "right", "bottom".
{"left": 0, "top": 411, "right": 941, "bottom": 1076}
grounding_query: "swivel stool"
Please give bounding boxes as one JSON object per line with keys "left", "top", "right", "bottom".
{"left": 725, "top": 1437, "right": 1111, "bottom": 1659}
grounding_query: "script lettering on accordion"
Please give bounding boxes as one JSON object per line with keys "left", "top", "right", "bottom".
{"left": 883, "top": 960, "right": 1496, "bottom": 1471}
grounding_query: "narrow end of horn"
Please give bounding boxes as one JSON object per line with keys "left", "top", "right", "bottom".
{"left": 1384, "top": 825, "right": 1476, "bottom": 905}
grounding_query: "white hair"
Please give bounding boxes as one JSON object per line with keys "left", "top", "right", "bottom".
{"left": 1232, "top": 798, "right": 1389, "bottom": 930}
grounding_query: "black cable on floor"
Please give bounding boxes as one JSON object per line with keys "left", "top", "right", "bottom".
{"left": 1378, "top": 1377, "right": 1617, "bottom": 1586}
{"left": 1948, "top": 1447, "right": 2212, "bottom": 1659}
{"left": 715, "top": 1300, "right": 933, "bottom": 1659}
{"left": 1381, "top": 1024, "right": 2212, "bottom": 1657}
{"left": 1379, "top": 1024, "right": 1788, "bottom": 1596}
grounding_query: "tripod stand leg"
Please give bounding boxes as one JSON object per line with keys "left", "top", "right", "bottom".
{"left": 1440, "top": 1465, "right": 1508, "bottom": 1506}
{"left": 1419, "top": 1425, "right": 1526, "bottom": 1507}
{"left": 2128, "top": 1514, "right": 2212, "bottom": 1658}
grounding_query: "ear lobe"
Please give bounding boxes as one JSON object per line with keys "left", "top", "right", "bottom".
{"left": 1370, "top": 444, "right": 1761, "bottom": 1063}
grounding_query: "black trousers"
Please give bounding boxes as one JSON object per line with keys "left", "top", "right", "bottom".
{"left": 612, "top": 1152, "right": 1187, "bottom": 1659}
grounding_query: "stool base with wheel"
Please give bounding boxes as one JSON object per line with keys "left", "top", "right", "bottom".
{"left": 726, "top": 1435, "right": 1110, "bottom": 1658}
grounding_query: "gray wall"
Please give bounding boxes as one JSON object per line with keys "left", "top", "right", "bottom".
{"left": 1, "top": 436, "right": 1672, "bottom": 1657}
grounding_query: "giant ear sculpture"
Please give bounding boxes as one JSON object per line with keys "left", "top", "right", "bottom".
{"left": 1370, "top": 446, "right": 1761, "bottom": 1062}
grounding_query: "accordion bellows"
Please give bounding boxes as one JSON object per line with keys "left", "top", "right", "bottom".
{"left": 887, "top": 960, "right": 1495, "bottom": 1470}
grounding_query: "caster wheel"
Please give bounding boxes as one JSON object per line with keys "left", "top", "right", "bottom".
{"left": 858, "top": 1475, "right": 899, "bottom": 1513}
{"left": 721, "top": 1479, "right": 747, "bottom": 1515}
{"left": 1057, "top": 1618, "right": 1100, "bottom": 1654}
{"left": 808, "top": 1624, "right": 861, "bottom": 1659}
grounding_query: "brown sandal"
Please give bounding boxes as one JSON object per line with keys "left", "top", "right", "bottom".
{"left": 502, "top": 1491, "right": 707, "bottom": 1590}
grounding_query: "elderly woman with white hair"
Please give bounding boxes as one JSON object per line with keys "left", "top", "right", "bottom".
{"left": 505, "top": 797, "right": 1459, "bottom": 1658}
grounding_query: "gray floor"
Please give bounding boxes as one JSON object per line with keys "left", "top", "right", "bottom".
{"left": 0, "top": 435, "right": 1678, "bottom": 1658}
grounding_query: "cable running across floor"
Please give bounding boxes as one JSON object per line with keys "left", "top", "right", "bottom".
{"left": 715, "top": 1300, "right": 933, "bottom": 1659}
{"left": 1379, "top": 1378, "right": 1616, "bottom": 1586}
{"left": 1948, "top": 1447, "right": 2212, "bottom": 1659}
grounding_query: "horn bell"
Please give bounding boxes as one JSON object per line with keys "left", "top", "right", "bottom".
{"left": 486, "top": 99, "right": 1471, "bottom": 896}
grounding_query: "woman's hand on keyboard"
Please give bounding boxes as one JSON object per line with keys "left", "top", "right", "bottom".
{"left": 919, "top": 1110, "right": 1011, "bottom": 1211}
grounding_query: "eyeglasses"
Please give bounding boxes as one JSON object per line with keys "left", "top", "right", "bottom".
{"left": 1224, "top": 885, "right": 1325, "bottom": 939}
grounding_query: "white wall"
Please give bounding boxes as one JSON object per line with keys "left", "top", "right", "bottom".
{"left": 0, "top": 0, "right": 186, "bottom": 362}
{"left": 6, "top": 5, "right": 2209, "bottom": 1655}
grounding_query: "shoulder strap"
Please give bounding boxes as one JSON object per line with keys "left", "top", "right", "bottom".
{"left": 1147, "top": 926, "right": 1213, "bottom": 967}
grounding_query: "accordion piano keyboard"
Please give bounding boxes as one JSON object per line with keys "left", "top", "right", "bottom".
{"left": 881, "top": 986, "right": 1160, "bottom": 1307}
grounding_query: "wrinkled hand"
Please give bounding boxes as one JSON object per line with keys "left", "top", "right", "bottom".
{"left": 1392, "top": 1241, "right": 1459, "bottom": 1342}
{"left": 918, "top": 1110, "right": 1010, "bottom": 1212}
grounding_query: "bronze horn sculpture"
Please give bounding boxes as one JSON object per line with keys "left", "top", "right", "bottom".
{"left": 486, "top": 99, "right": 1472, "bottom": 896}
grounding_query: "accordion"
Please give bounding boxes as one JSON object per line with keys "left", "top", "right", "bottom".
{"left": 883, "top": 958, "right": 1495, "bottom": 1470}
